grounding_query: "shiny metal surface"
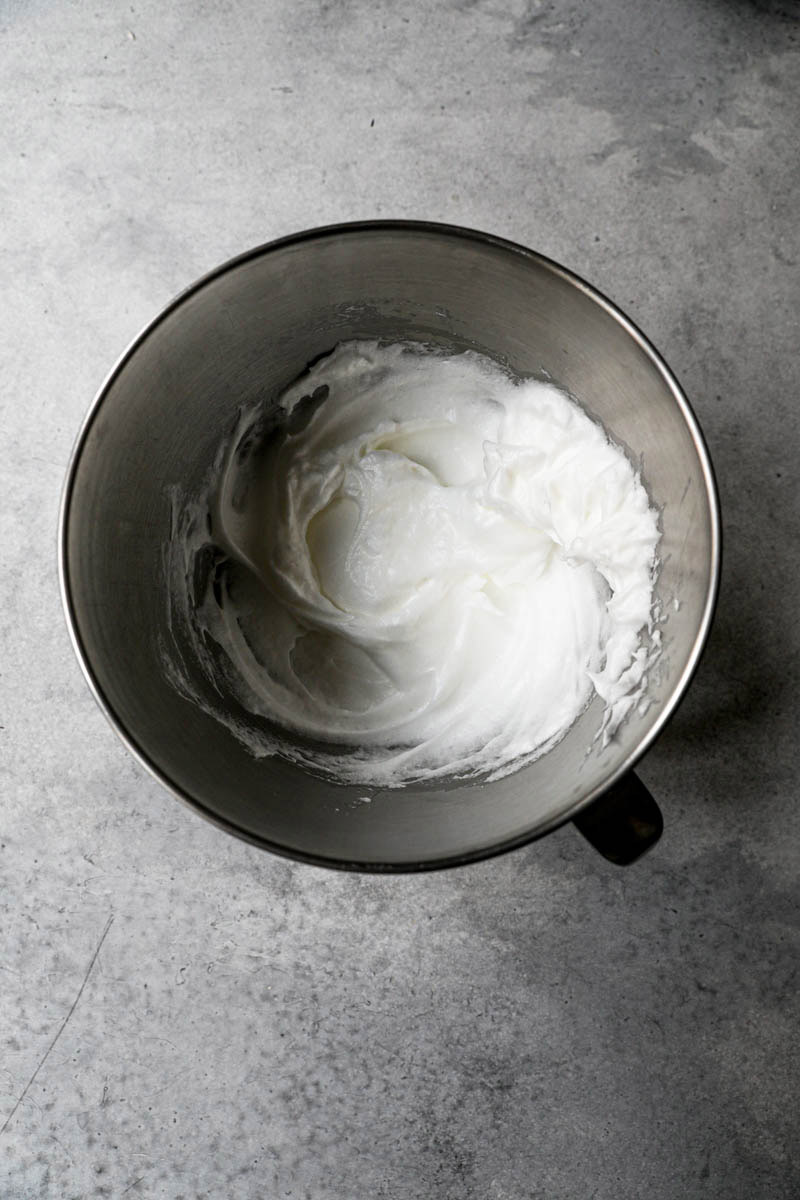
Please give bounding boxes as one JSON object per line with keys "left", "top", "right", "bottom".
{"left": 59, "top": 221, "right": 721, "bottom": 870}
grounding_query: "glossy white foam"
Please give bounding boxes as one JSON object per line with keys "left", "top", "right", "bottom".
{"left": 166, "top": 340, "right": 661, "bottom": 785}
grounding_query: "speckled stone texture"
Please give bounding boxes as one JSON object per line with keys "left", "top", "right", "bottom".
{"left": 2, "top": 0, "right": 799, "bottom": 1196}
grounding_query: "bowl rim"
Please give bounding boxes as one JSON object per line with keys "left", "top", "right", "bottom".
{"left": 58, "top": 218, "right": 722, "bottom": 872}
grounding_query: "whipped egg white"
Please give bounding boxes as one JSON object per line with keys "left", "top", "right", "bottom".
{"left": 165, "top": 340, "right": 661, "bottom": 785}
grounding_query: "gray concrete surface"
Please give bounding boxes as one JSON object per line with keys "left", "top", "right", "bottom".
{"left": 2, "top": 0, "right": 799, "bottom": 1196}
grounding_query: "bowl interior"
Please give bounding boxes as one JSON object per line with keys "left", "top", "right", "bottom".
{"left": 62, "top": 224, "right": 719, "bottom": 868}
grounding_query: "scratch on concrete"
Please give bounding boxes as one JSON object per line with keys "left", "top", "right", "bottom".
{"left": 0, "top": 913, "right": 114, "bottom": 1136}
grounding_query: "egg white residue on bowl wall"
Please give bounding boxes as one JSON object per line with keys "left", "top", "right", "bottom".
{"left": 162, "top": 340, "right": 662, "bottom": 787}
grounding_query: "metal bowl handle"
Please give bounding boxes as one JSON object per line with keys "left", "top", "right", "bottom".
{"left": 573, "top": 772, "right": 663, "bottom": 865}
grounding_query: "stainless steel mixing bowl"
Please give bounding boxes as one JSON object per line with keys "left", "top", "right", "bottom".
{"left": 59, "top": 221, "right": 720, "bottom": 870}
